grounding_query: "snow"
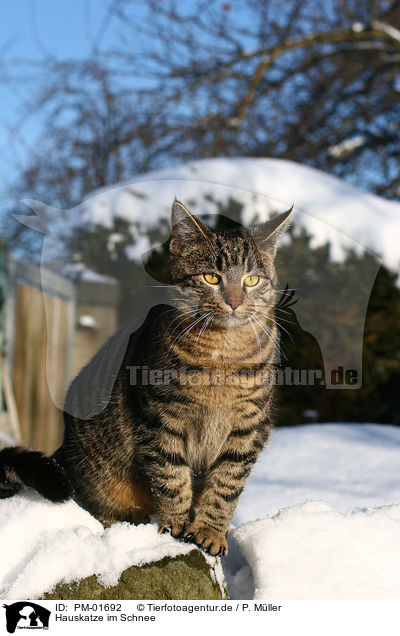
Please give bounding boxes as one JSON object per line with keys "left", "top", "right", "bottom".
{"left": 1, "top": 423, "right": 400, "bottom": 600}
{"left": 328, "top": 136, "right": 365, "bottom": 159}
{"left": 371, "top": 20, "right": 400, "bottom": 43}
{"left": 107, "top": 233, "right": 125, "bottom": 250}
{"left": 0, "top": 431, "right": 15, "bottom": 447}
{"left": 79, "top": 270, "right": 117, "bottom": 284}
{"left": 79, "top": 157, "right": 400, "bottom": 272}
{"left": 232, "top": 501, "right": 400, "bottom": 600}
{"left": 234, "top": 423, "right": 400, "bottom": 522}
{"left": 227, "top": 423, "right": 400, "bottom": 599}
{"left": 77, "top": 314, "right": 97, "bottom": 329}
{"left": 0, "top": 491, "right": 197, "bottom": 600}
{"left": 124, "top": 234, "right": 151, "bottom": 260}
{"left": 63, "top": 263, "right": 117, "bottom": 284}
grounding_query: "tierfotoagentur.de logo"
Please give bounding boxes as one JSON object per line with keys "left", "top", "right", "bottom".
{"left": 3, "top": 603, "right": 50, "bottom": 633}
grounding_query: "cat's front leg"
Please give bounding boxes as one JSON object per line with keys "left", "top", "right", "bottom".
{"left": 147, "top": 459, "right": 193, "bottom": 538}
{"left": 182, "top": 453, "right": 256, "bottom": 556}
{"left": 183, "top": 417, "right": 269, "bottom": 556}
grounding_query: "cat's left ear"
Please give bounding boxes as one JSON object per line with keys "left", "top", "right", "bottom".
{"left": 251, "top": 205, "right": 293, "bottom": 257}
{"left": 170, "top": 200, "right": 211, "bottom": 253}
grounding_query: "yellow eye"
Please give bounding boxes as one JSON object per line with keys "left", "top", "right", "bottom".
{"left": 204, "top": 273, "right": 220, "bottom": 285}
{"left": 243, "top": 274, "right": 260, "bottom": 287}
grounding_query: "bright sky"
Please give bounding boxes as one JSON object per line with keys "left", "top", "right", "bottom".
{"left": 0, "top": 0, "right": 118, "bottom": 194}
{"left": 0, "top": 0, "right": 112, "bottom": 60}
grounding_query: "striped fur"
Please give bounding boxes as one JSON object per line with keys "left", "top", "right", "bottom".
{"left": 13, "top": 201, "right": 292, "bottom": 557}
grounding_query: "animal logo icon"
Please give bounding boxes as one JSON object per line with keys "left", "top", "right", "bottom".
{"left": 3, "top": 602, "right": 50, "bottom": 633}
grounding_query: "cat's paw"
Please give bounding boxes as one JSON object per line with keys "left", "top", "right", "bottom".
{"left": 159, "top": 520, "right": 187, "bottom": 538}
{"left": 182, "top": 523, "right": 228, "bottom": 556}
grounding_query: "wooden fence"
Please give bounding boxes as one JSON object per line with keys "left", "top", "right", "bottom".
{"left": 5, "top": 261, "right": 76, "bottom": 454}
{"left": 1, "top": 260, "right": 119, "bottom": 455}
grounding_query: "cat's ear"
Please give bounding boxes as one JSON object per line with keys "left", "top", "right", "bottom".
{"left": 170, "top": 200, "right": 211, "bottom": 253}
{"left": 251, "top": 206, "right": 293, "bottom": 257}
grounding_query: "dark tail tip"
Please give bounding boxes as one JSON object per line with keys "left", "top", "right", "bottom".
{"left": 0, "top": 446, "right": 72, "bottom": 503}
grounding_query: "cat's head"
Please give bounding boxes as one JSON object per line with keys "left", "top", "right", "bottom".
{"left": 168, "top": 201, "right": 292, "bottom": 324}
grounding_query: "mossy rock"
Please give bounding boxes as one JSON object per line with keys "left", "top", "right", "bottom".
{"left": 42, "top": 550, "right": 226, "bottom": 600}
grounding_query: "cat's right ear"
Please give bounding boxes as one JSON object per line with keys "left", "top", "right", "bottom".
{"left": 170, "top": 200, "right": 211, "bottom": 253}
{"left": 251, "top": 205, "right": 294, "bottom": 257}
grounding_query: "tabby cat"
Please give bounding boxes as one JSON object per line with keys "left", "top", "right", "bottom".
{"left": 0, "top": 201, "right": 292, "bottom": 557}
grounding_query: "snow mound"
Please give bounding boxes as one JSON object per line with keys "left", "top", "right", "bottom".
{"left": 0, "top": 490, "right": 195, "bottom": 600}
{"left": 234, "top": 423, "right": 400, "bottom": 523}
{"left": 232, "top": 500, "right": 400, "bottom": 600}
{"left": 81, "top": 157, "right": 400, "bottom": 271}
{"left": 1, "top": 424, "right": 399, "bottom": 600}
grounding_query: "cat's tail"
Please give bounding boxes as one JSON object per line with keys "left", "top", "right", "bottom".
{"left": 0, "top": 446, "right": 72, "bottom": 503}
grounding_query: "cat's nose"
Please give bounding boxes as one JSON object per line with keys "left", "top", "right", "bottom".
{"left": 226, "top": 299, "right": 242, "bottom": 310}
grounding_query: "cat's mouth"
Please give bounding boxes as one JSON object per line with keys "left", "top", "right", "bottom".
{"left": 211, "top": 311, "right": 249, "bottom": 327}
{"left": 172, "top": 306, "right": 264, "bottom": 330}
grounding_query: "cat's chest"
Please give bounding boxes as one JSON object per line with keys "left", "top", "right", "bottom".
{"left": 176, "top": 371, "right": 261, "bottom": 468}
{"left": 185, "top": 403, "right": 234, "bottom": 470}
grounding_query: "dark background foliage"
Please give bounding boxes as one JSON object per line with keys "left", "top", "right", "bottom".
{"left": 66, "top": 195, "right": 400, "bottom": 426}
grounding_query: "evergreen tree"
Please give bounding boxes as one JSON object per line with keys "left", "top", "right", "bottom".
{"left": 67, "top": 198, "right": 400, "bottom": 425}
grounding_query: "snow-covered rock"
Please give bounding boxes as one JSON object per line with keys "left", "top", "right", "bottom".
{"left": 1, "top": 423, "right": 399, "bottom": 600}
{"left": 0, "top": 491, "right": 223, "bottom": 600}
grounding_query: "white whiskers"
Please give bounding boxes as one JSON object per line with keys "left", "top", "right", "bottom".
{"left": 171, "top": 311, "right": 213, "bottom": 350}
{"left": 196, "top": 313, "right": 214, "bottom": 348}
{"left": 247, "top": 315, "right": 262, "bottom": 363}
